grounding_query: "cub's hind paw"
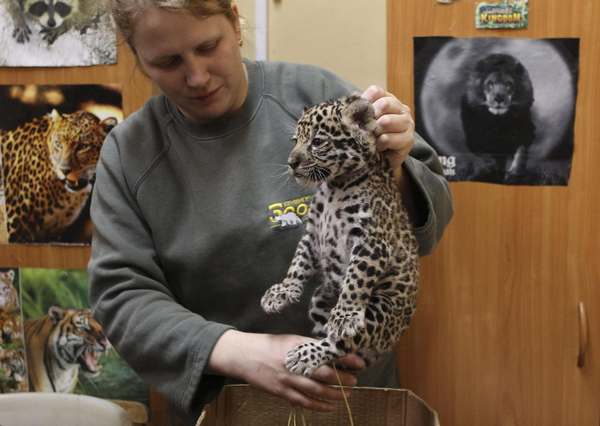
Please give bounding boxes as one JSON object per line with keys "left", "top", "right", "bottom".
{"left": 285, "top": 343, "right": 322, "bottom": 377}
{"left": 325, "top": 310, "right": 365, "bottom": 340}
{"left": 260, "top": 283, "right": 301, "bottom": 314}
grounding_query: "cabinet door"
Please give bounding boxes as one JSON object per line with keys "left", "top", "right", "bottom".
{"left": 388, "top": 1, "right": 600, "bottom": 425}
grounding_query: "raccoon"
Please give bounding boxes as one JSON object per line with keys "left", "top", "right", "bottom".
{"left": 4, "top": 0, "right": 101, "bottom": 44}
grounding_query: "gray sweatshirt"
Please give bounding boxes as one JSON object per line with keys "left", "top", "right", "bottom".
{"left": 88, "top": 59, "right": 454, "bottom": 420}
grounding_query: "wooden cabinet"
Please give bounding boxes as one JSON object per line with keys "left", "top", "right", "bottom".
{"left": 388, "top": 1, "right": 600, "bottom": 425}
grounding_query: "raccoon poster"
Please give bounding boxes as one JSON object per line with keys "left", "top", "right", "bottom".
{"left": 0, "top": 84, "right": 122, "bottom": 245}
{"left": 0, "top": 0, "right": 117, "bottom": 67}
{"left": 414, "top": 37, "right": 580, "bottom": 186}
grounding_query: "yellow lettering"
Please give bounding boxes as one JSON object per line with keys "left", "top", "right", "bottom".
{"left": 481, "top": 13, "right": 488, "bottom": 23}
{"left": 269, "top": 203, "right": 283, "bottom": 223}
{"left": 297, "top": 204, "right": 308, "bottom": 217}
{"left": 284, "top": 206, "right": 296, "bottom": 215}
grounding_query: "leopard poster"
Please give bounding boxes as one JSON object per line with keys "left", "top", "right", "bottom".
{"left": 0, "top": 84, "right": 122, "bottom": 245}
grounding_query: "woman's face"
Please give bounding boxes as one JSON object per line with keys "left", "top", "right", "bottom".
{"left": 132, "top": 7, "right": 248, "bottom": 123}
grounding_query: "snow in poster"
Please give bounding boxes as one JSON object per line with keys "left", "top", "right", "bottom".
{"left": 0, "top": 0, "right": 117, "bottom": 67}
{"left": 414, "top": 37, "right": 580, "bottom": 185}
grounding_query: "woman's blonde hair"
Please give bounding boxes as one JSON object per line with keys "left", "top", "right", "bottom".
{"left": 103, "top": 0, "right": 236, "bottom": 52}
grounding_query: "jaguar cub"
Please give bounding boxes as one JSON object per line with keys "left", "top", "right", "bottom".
{"left": 261, "top": 94, "right": 419, "bottom": 376}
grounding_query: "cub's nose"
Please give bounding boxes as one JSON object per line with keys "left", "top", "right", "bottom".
{"left": 288, "top": 159, "right": 301, "bottom": 171}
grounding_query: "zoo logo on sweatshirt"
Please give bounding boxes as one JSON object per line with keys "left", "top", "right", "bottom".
{"left": 268, "top": 194, "right": 315, "bottom": 229}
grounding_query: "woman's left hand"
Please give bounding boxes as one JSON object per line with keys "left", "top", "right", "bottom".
{"left": 361, "top": 85, "right": 415, "bottom": 170}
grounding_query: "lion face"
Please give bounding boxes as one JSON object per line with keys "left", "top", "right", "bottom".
{"left": 482, "top": 71, "right": 516, "bottom": 115}
{"left": 466, "top": 53, "right": 534, "bottom": 116}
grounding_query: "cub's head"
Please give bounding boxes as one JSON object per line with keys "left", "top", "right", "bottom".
{"left": 288, "top": 94, "right": 377, "bottom": 187}
{"left": 48, "top": 306, "right": 111, "bottom": 377}
{"left": 47, "top": 110, "right": 117, "bottom": 191}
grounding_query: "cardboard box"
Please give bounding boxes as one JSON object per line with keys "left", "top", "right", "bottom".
{"left": 197, "top": 385, "right": 440, "bottom": 425}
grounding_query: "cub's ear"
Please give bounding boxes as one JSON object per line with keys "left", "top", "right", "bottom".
{"left": 343, "top": 95, "right": 377, "bottom": 133}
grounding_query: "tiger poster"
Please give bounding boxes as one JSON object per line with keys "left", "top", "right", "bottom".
{"left": 16, "top": 267, "right": 149, "bottom": 405}
{"left": 0, "top": 84, "right": 122, "bottom": 245}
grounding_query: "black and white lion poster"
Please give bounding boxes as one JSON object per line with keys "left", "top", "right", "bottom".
{"left": 0, "top": 84, "right": 122, "bottom": 245}
{"left": 0, "top": 0, "right": 117, "bottom": 67}
{"left": 414, "top": 37, "right": 580, "bottom": 185}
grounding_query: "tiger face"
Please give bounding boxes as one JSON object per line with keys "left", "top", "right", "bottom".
{"left": 0, "top": 347, "right": 26, "bottom": 381}
{"left": 288, "top": 95, "right": 378, "bottom": 187}
{"left": 0, "top": 310, "right": 23, "bottom": 344}
{"left": 0, "top": 270, "right": 19, "bottom": 307}
{"left": 49, "top": 306, "right": 111, "bottom": 377}
{"left": 47, "top": 110, "right": 117, "bottom": 191}
{"left": 25, "top": 306, "right": 111, "bottom": 393}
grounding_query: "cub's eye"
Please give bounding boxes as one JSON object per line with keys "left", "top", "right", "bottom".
{"left": 312, "top": 138, "right": 325, "bottom": 147}
{"left": 487, "top": 81, "right": 494, "bottom": 87}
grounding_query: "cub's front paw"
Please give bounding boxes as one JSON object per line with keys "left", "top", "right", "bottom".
{"left": 285, "top": 343, "right": 322, "bottom": 377}
{"left": 325, "top": 306, "right": 365, "bottom": 340}
{"left": 261, "top": 283, "right": 301, "bottom": 314}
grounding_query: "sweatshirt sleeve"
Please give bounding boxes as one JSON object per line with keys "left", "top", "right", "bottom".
{"left": 403, "top": 132, "right": 454, "bottom": 256}
{"left": 88, "top": 134, "right": 234, "bottom": 417}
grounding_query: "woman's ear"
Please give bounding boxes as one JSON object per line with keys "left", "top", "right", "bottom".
{"left": 231, "top": 3, "right": 242, "bottom": 39}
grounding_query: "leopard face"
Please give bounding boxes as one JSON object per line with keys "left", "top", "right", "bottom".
{"left": 1, "top": 109, "right": 118, "bottom": 243}
{"left": 46, "top": 110, "right": 117, "bottom": 190}
{"left": 288, "top": 95, "right": 378, "bottom": 187}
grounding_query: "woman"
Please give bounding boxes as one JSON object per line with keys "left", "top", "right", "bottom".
{"left": 89, "top": 1, "right": 454, "bottom": 424}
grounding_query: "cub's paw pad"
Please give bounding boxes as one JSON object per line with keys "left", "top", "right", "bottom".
{"left": 285, "top": 344, "right": 321, "bottom": 377}
{"left": 325, "top": 310, "right": 365, "bottom": 340}
{"left": 260, "top": 284, "right": 301, "bottom": 314}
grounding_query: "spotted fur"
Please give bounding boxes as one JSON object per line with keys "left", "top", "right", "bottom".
{"left": 261, "top": 94, "right": 419, "bottom": 376}
{"left": 0, "top": 109, "right": 117, "bottom": 243}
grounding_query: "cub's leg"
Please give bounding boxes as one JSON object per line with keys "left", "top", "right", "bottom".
{"left": 286, "top": 296, "right": 408, "bottom": 376}
{"left": 261, "top": 232, "right": 319, "bottom": 314}
{"left": 308, "top": 279, "right": 339, "bottom": 337}
{"left": 325, "top": 241, "right": 392, "bottom": 340}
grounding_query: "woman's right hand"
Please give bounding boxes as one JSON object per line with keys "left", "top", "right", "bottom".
{"left": 205, "top": 330, "right": 366, "bottom": 411}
